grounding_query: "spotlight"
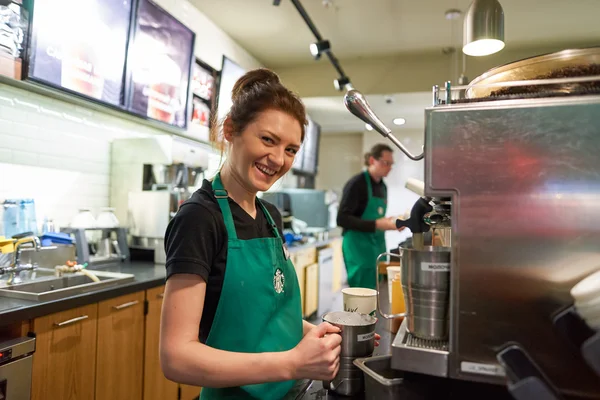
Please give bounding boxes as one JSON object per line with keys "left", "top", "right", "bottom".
{"left": 393, "top": 118, "right": 406, "bottom": 126}
{"left": 365, "top": 124, "right": 373, "bottom": 131}
{"left": 333, "top": 76, "right": 351, "bottom": 91}
{"left": 309, "top": 40, "right": 331, "bottom": 60}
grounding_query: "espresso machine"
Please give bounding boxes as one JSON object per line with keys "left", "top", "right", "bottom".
{"left": 345, "top": 48, "right": 600, "bottom": 399}
{"left": 110, "top": 136, "right": 210, "bottom": 263}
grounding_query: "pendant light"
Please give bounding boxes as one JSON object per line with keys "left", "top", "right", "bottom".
{"left": 463, "top": 0, "right": 505, "bottom": 56}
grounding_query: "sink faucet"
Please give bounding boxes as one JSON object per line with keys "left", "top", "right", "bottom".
{"left": 0, "top": 237, "right": 42, "bottom": 279}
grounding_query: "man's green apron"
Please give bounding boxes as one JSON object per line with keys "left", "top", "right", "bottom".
{"left": 199, "top": 174, "right": 303, "bottom": 400}
{"left": 342, "top": 170, "right": 387, "bottom": 290}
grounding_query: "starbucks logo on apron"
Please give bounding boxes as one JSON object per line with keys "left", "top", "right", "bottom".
{"left": 273, "top": 268, "right": 285, "bottom": 294}
{"left": 378, "top": 206, "right": 384, "bottom": 215}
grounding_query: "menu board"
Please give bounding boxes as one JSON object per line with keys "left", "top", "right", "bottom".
{"left": 28, "top": 0, "right": 133, "bottom": 106}
{"left": 127, "top": 0, "right": 195, "bottom": 128}
{"left": 216, "top": 56, "right": 246, "bottom": 122}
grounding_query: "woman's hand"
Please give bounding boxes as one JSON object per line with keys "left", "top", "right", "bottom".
{"left": 288, "top": 322, "right": 342, "bottom": 381}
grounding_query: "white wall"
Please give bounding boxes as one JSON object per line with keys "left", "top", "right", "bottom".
{"left": 315, "top": 133, "right": 363, "bottom": 195}
{"left": 0, "top": 0, "right": 261, "bottom": 235}
{"left": 363, "top": 129, "right": 424, "bottom": 251}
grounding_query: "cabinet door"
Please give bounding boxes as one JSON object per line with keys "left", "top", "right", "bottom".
{"left": 331, "top": 239, "right": 344, "bottom": 292}
{"left": 144, "top": 285, "right": 179, "bottom": 400}
{"left": 96, "top": 291, "right": 145, "bottom": 400}
{"left": 304, "top": 263, "right": 319, "bottom": 317}
{"left": 31, "top": 304, "right": 98, "bottom": 400}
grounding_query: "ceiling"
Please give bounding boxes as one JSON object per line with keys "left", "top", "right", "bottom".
{"left": 189, "top": 0, "right": 600, "bottom": 68}
{"left": 303, "top": 91, "right": 431, "bottom": 134}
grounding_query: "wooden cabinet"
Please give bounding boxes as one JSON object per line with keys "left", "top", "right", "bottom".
{"left": 144, "top": 286, "right": 179, "bottom": 400}
{"left": 31, "top": 303, "right": 98, "bottom": 400}
{"left": 180, "top": 384, "right": 202, "bottom": 400}
{"left": 331, "top": 238, "right": 344, "bottom": 293}
{"left": 95, "top": 291, "right": 145, "bottom": 400}
{"left": 304, "top": 262, "right": 319, "bottom": 317}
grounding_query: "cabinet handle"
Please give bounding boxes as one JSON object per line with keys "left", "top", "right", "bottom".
{"left": 112, "top": 300, "right": 140, "bottom": 310}
{"left": 157, "top": 293, "right": 164, "bottom": 299}
{"left": 54, "top": 315, "right": 89, "bottom": 327}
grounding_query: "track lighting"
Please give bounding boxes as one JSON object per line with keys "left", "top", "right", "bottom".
{"left": 310, "top": 40, "right": 331, "bottom": 60}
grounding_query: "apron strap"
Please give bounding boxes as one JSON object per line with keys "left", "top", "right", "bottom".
{"left": 363, "top": 170, "right": 374, "bottom": 201}
{"left": 257, "top": 200, "right": 281, "bottom": 239}
{"left": 211, "top": 173, "right": 281, "bottom": 240}
{"left": 212, "top": 173, "right": 238, "bottom": 240}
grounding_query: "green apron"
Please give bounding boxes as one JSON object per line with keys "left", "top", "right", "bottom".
{"left": 199, "top": 174, "right": 303, "bottom": 400}
{"left": 342, "top": 170, "right": 387, "bottom": 291}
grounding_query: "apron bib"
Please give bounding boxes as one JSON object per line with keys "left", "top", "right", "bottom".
{"left": 199, "top": 174, "right": 303, "bottom": 400}
{"left": 342, "top": 170, "right": 387, "bottom": 291}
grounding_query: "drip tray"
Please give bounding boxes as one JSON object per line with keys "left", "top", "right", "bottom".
{"left": 391, "top": 320, "right": 449, "bottom": 377}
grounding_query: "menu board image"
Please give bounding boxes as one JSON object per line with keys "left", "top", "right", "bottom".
{"left": 191, "top": 62, "right": 215, "bottom": 102}
{"left": 28, "top": 0, "right": 133, "bottom": 106}
{"left": 128, "top": 0, "right": 195, "bottom": 128}
{"left": 191, "top": 97, "right": 210, "bottom": 127}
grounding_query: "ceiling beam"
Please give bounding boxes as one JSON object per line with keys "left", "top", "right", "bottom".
{"left": 274, "top": 41, "right": 599, "bottom": 98}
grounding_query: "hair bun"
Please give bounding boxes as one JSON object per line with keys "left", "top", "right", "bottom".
{"left": 231, "top": 68, "right": 281, "bottom": 102}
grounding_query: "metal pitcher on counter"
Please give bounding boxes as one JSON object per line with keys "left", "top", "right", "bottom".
{"left": 376, "top": 246, "right": 451, "bottom": 340}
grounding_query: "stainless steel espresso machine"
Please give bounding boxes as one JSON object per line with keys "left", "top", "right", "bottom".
{"left": 345, "top": 48, "right": 600, "bottom": 399}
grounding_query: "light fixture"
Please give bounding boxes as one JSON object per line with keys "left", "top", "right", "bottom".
{"left": 333, "top": 76, "right": 351, "bottom": 91}
{"left": 463, "top": 0, "right": 505, "bottom": 57}
{"left": 393, "top": 118, "right": 406, "bottom": 126}
{"left": 365, "top": 124, "right": 373, "bottom": 131}
{"left": 309, "top": 40, "right": 331, "bottom": 60}
{"left": 445, "top": 8, "right": 462, "bottom": 20}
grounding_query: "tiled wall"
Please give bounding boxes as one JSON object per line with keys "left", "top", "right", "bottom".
{"left": 0, "top": 0, "right": 263, "bottom": 236}
{"left": 0, "top": 83, "right": 168, "bottom": 234}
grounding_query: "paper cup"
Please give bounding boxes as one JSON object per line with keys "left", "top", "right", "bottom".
{"left": 386, "top": 266, "right": 402, "bottom": 303}
{"left": 342, "top": 287, "right": 377, "bottom": 316}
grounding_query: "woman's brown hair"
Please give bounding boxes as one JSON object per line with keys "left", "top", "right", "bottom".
{"left": 210, "top": 68, "right": 307, "bottom": 152}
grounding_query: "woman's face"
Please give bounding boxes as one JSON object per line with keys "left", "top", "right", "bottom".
{"left": 225, "top": 109, "right": 303, "bottom": 193}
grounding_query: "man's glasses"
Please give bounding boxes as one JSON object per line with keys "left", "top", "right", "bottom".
{"left": 377, "top": 159, "right": 394, "bottom": 167}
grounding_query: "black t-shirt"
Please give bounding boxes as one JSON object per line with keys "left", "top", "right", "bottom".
{"left": 164, "top": 179, "right": 284, "bottom": 343}
{"left": 336, "top": 171, "right": 387, "bottom": 234}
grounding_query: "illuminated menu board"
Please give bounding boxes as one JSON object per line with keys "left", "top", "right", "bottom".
{"left": 28, "top": 0, "right": 133, "bottom": 106}
{"left": 127, "top": 0, "right": 195, "bottom": 128}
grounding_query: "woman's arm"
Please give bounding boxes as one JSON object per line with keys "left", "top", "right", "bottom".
{"left": 160, "top": 274, "right": 342, "bottom": 388}
{"left": 160, "top": 274, "right": 294, "bottom": 387}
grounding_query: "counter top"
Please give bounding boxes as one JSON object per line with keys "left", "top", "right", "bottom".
{"left": 0, "top": 261, "right": 166, "bottom": 325}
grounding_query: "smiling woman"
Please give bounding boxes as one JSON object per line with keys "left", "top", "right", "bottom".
{"left": 160, "top": 68, "right": 344, "bottom": 400}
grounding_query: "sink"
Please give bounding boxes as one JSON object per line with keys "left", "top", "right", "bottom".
{"left": 0, "top": 268, "right": 135, "bottom": 301}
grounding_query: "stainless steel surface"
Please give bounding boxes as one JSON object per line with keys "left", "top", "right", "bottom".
{"left": 343, "top": 89, "right": 424, "bottom": 161}
{"left": 18, "top": 244, "right": 76, "bottom": 270}
{"left": 0, "top": 336, "right": 36, "bottom": 400}
{"left": 322, "top": 311, "right": 376, "bottom": 358}
{"left": 391, "top": 319, "right": 449, "bottom": 377}
{"left": 13, "top": 236, "right": 41, "bottom": 267}
{"left": 466, "top": 47, "right": 600, "bottom": 98}
{"left": 0, "top": 268, "right": 135, "bottom": 301}
{"left": 425, "top": 95, "right": 600, "bottom": 396}
{"left": 462, "top": 0, "right": 504, "bottom": 56}
{"left": 354, "top": 355, "right": 404, "bottom": 400}
{"left": 322, "top": 357, "right": 364, "bottom": 396}
{"left": 399, "top": 246, "right": 451, "bottom": 340}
